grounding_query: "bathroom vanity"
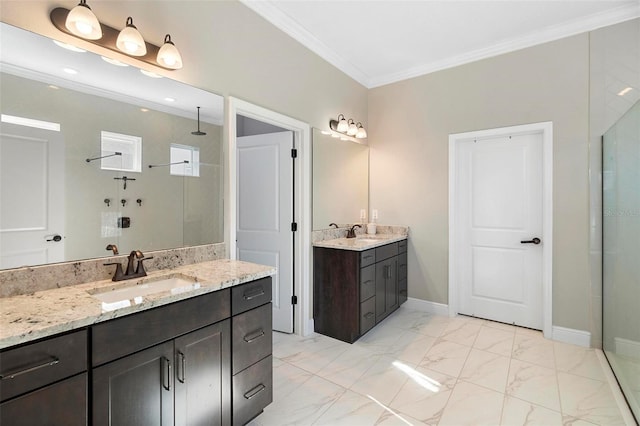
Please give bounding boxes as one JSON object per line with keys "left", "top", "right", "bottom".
{"left": 0, "top": 260, "right": 274, "bottom": 426}
{"left": 313, "top": 235, "right": 408, "bottom": 343}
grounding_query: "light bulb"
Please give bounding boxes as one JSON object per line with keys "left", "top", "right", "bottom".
{"left": 116, "top": 17, "right": 147, "bottom": 56}
{"left": 65, "top": 0, "right": 102, "bottom": 40}
{"left": 347, "top": 119, "right": 358, "bottom": 136}
{"left": 336, "top": 114, "right": 348, "bottom": 133}
{"left": 157, "top": 34, "right": 183, "bottom": 70}
{"left": 356, "top": 123, "right": 367, "bottom": 139}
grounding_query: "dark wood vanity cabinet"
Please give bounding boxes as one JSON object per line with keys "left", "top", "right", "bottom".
{"left": 0, "top": 330, "right": 88, "bottom": 426}
{"left": 314, "top": 239, "right": 408, "bottom": 343}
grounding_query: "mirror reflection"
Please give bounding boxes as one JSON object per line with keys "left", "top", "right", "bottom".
{"left": 312, "top": 128, "right": 369, "bottom": 230}
{"left": 0, "top": 23, "right": 224, "bottom": 269}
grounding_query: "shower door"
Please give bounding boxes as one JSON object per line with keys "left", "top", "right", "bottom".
{"left": 602, "top": 100, "right": 640, "bottom": 421}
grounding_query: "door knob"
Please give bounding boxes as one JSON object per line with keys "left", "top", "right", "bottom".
{"left": 46, "top": 235, "right": 62, "bottom": 242}
{"left": 520, "top": 237, "right": 541, "bottom": 245}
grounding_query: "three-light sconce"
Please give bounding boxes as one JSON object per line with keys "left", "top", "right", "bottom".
{"left": 50, "top": 0, "right": 182, "bottom": 70}
{"left": 329, "top": 114, "right": 367, "bottom": 139}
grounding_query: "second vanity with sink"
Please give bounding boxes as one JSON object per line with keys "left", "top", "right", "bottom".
{"left": 0, "top": 260, "right": 275, "bottom": 426}
{"left": 313, "top": 232, "right": 408, "bottom": 343}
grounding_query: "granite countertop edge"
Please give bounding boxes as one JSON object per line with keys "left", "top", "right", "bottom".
{"left": 0, "top": 259, "right": 276, "bottom": 350}
{"left": 312, "top": 233, "right": 408, "bottom": 251}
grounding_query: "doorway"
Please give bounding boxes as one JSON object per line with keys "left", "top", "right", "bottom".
{"left": 449, "top": 122, "right": 553, "bottom": 337}
{"left": 228, "top": 98, "right": 312, "bottom": 336}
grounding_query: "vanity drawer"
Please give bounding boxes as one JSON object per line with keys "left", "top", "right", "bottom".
{"left": 233, "top": 355, "right": 273, "bottom": 426}
{"left": 360, "top": 297, "right": 376, "bottom": 335}
{"left": 360, "top": 265, "right": 375, "bottom": 302}
{"left": 0, "top": 330, "right": 87, "bottom": 402}
{"left": 360, "top": 249, "right": 376, "bottom": 268}
{"left": 398, "top": 239, "right": 408, "bottom": 253}
{"left": 232, "top": 303, "right": 273, "bottom": 374}
{"left": 232, "top": 277, "right": 272, "bottom": 316}
{"left": 92, "top": 289, "right": 230, "bottom": 367}
{"left": 376, "top": 242, "right": 398, "bottom": 262}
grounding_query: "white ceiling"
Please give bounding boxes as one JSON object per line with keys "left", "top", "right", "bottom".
{"left": 242, "top": 0, "right": 640, "bottom": 88}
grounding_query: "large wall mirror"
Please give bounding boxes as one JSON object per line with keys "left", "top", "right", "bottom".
{"left": 312, "top": 128, "right": 369, "bottom": 230}
{"left": 0, "top": 23, "right": 224, "bottom": 269}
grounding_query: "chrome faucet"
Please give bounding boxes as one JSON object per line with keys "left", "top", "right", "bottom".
{"left": 104, "top": 250, "right": 153, "bottom": 282}
{"left": 346, "top": 224, "right": 361, "bottom": 238}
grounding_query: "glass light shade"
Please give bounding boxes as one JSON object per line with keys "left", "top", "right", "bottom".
{"left": 347, "top": 119, "right": 358, "bottom": 136}
{"left": 65, "top": 1, "right": 102, "bottom": 40}
{"left": 356, "top": 123, "right": 367, "bottom": 139}
{"left": 336, "top": 114, "right": 348, "bottom": 133}
{"left": 157, "top": 35, "right": 183, "bottom": 70}
{"left": 116, "top": 17, "right": 147, "bottom": 56}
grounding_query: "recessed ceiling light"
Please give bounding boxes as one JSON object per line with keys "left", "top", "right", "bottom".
{"left": 617, "top": 87, "right": 633, "bottom": 96}
{"left": 164, "top": 97, "right": 175, "bottom": 102}
{"left": 101, "top": 56, "right": 129, "bottom": 67}
{"left": 53, "top": 40, "right": 86, "bottom": 53}
{"left": 63, "top": 67, "right": 78, "bottom": 75}
{"left": 140, "top": 69, "right": 162, "bottom": 78}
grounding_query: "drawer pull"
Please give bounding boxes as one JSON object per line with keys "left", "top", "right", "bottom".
{"left": 177, "top": 351, "right": 186, "bottom": 383}
{"left": 244, "top": 383, "right": 266, "bottom": 400}
{"left": 162, "top": 357, "right": 172, "bottom": 391}
{"left": 243, "top": 329, "right": 266, "bottom": 343}
{"left": 0, "top": 357, "right": 59, "bottom": 380}
{"left": 364, "top": 312, "right": 374, "bottom": 319}
{"left": 243, "top": 288, "right": 265, "bottom": 301}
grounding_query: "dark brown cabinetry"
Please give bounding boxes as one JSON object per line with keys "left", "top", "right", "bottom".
{"left": 314, "top": 239, "right": 408, "bottom": 343}
{"left": 0, "top": 330, "right": 88, "bottom": 426}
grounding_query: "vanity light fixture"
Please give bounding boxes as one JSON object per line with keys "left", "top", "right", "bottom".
{"left": 116, "top": 17, "right": 147, "bottom": 56}
{"left": 329, "top": 114, "right": 367, "bottom": 140}
{"left": 51, "top": 7, "right": 183, "bottom": 71}
{"left": 65, "top": 0, "right": 102, "bottom": 40}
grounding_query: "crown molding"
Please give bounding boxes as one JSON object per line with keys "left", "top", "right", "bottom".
{"left": 239, "top": 0, "right": 372, "bottom": 88}
{"left": 241, "top": 1, "right": 638, "bottom": 90}
{"left": 370, "top": 3, "right": 639, "bottom": 88}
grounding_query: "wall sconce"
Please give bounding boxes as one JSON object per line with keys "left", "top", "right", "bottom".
{"left": 329, "top": 114, "right": 367, "bottom": 139}
{"left": 51, "top": 3, "right": 183, "bottom": 70}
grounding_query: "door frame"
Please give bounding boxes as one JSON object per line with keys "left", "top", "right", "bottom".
{"left": 448, "top": 121, "right": 553, "bottom": 339}
{"left": 227, "top": 97, "right": 312, "bottom": 336}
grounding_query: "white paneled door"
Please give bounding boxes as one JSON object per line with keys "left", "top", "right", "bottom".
{"left": 0, "top": 122, "right": 65, "bottom": 268}
{"left": 456, "top": 132, "right": 543, "bottom": 329}
{"left": 237, "top": 131, "right": 294, "bottom": 333}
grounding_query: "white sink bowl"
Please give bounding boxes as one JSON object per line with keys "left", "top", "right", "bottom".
{"left": 89, "top": 273, "right": 200, "bottom": 311}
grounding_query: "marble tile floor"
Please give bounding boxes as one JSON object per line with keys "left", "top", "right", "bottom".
{"left": 249, "top": 307, "right": 633, "bottom": 426}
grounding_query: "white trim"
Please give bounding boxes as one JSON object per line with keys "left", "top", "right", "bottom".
{"left": 404, "top": 297, "right": 449, "bottom": 316}
{"left": 614, "top": 337, "right": 640, "bottom": 358}
{"left": 227, "top": 97, "right": 312, "bottom": 337}
{"left": 595, "top": 350, "right": 638, "bottom": 425}
{"left": 1, "top": 114, "right": 60, "bottom": 132}
{"left": 448, "top": 121, "right": 553, "bottom": 339}
{"left": 552, "top": 326, "right": 591, "bottom": 347}
{"left": 239, "top": 2, "right": 638, "bottom": 89}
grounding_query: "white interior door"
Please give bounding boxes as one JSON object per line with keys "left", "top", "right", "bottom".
{"left": 456, "top": 132, "right": 543, "bottom": 329}
{"left": 237, "top": 131, "right": 294, "bottom": 333}
{"left": 0, "top": 122, "right": 65, "bottom": 268}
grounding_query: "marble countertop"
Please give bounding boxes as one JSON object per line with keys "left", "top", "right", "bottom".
{"left": 312, "top": 233, "right": 407, "bottom": 251}
{"left": 0, "top": 259, "right": 276, "bottom": 350}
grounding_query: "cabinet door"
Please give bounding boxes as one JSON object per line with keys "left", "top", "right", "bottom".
{"left": 175, "top": 320, "right": 231, "bottom": 426}
{"left": 93, "top": 341, "right": 174, "bottom": 426}
{"left": 0, "top": 373, "right": 87, "bottom": 426}
{"left": 386, "top": 258, "right": 398, "bottom": 313}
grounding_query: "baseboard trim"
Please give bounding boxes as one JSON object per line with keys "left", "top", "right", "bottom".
{"left": 552, "top": 325, "right": 591, "bottom": 347}
{"left": 302, "top": 318, "right": 314, "bottom": 337}
{"left": 614, "top": 337, "right": 640, "bottom": 358}
{"left": 404, "top": 297, "right": 449, "bottom": 316}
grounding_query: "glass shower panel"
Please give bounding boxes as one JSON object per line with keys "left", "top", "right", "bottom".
{"left": 602, "top": 100, "right": 640, "bottom": 421}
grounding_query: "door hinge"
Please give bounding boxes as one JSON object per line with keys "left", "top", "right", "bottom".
{"left": 291, "top": 295, "right": 298, "bottom": 305}
{"left": 291, "top": 222, "right": 297, "bottom": 232}
{"left": 291, "top": 148, "right": 297, "bottom": 158}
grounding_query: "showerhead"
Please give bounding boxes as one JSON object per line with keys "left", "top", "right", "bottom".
{"left": 191, "top": 106, "right": 207, "bottom": 136}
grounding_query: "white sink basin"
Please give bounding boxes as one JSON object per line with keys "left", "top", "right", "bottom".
{"left": 89, "top": 273, "right": 200, "bottom": 311}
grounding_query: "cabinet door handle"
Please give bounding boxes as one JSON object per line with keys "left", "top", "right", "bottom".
{"left": 364, "top": 312, "right": 374, "bottom": 319}
{"left": 243, "top": 288, "right": 265, "bottom": 300}
{"left": 0, "top": 357, "right": 59, "bottom": 380}
{"left": 244, "top": 383, "right": 266, "bottom": 400}
{"left": 243, "top": 329, "right": 266, "bottom": 343}
{"left": 162, "top": 357, "right": 172, "bottom": 391}
{"left": 177, "top": 351, "right": 186, "bottom": 383}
